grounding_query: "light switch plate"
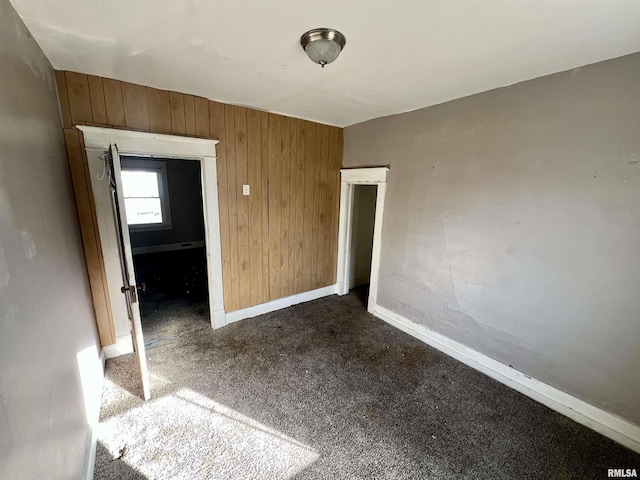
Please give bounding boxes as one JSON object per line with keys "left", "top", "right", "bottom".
{"left": 243, "top": 184, "right": 250, "bottom": 196}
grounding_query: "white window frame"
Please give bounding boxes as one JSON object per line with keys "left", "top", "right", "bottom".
{"left": 120, "top": 158, "right": 172, "bottom": 231}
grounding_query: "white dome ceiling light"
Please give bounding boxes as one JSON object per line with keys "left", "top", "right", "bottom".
{"left": 300, "top": 28, "right": 346, "bottom": 68}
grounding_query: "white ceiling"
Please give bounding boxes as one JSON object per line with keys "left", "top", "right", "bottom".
{"left": 10, "top": 0, "right": 640, "bottom": 127}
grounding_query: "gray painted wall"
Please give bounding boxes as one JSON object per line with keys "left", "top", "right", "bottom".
{"left": 129, "top": 158, "right": 204, "bottom": 249}
{"left": 0, "top": 1, "right": 102, "bottom": 478}
{"left": 350, "top": 185, "right": 377, "bottom": 288}
{"left": 343, "top": 53, "right": 640, "bottom": 426}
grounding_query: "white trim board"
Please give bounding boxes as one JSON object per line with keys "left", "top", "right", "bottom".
{"left": 336, "top": 167, "right": 389, "bottom": 315}
{"left": 102, "top": 333, "right": 134, "bottom": 359}
{"left": 341, "top": 167, "right": 389, "bottom": 183}
{"left": 373, "top": 305, "right": 640, "bottom": 453}
{"left": 79, "top": 127, "right": 216, "bottom": 159}
{"left": 226, "top": 285, "right": 337, "bottom": 324}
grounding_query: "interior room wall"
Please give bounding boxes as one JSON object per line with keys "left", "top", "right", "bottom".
{"left": 128, "top": 158, "right": 205, "bottom": 251}
{"left": 56, "top": 71, "right": 343, "bottom": 319}
{"left": 0, "top": 0, "right": 102, "bottom": 477}
{"left": 349, "top": 185, "right": 377, "bottom": 288}
{"left": 343, "top": 52, "right": 640, "bottom": 427}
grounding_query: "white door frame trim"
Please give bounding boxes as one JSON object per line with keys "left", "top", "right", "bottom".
{"left": 336, "top": 167, "right": 389, "bottom": 313}
{"left": 77, "top": 126, "right": 226, "bottom": 329}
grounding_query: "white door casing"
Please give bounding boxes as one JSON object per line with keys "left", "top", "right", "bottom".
{"left": 78, "top": 126, "right": 226, "bottom": 336}
{"left": 336, "top": 167, "right": 389, "bottom": 313}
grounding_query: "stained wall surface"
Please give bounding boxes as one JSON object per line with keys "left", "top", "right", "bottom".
{"left": 0, "top": 0, "right": 102, "bottom": 477}
{"left": 343, "top": 53, "right": 640, "bottom": 425}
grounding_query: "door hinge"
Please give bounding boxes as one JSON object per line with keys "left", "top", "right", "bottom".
{"left": 121, "top": 285, "right": 138, "bottom": 304}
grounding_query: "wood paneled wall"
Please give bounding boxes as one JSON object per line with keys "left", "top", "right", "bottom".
{"left": 56, "top": 70, "right": 342, "bottom": 328}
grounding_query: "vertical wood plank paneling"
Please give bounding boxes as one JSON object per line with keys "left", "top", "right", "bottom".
{"left": 184, "top": 95, "right": 197, "bottom": 136}
{"left": 317, "top": 125, "right": 330, "bottom": 287}
{"left": 146, "top": 88, "right": 172, "bottom": 133}
{"left": 310, "top": 123, "right": 323, "bottom": 288}
{"left": 333, "top": 128, "right": 343, "bottom": 283}
{"left": 268, "top": 114, "right": 282, "bottom": 300}
{"left": 327, "top": 127, "right": 340, "bottom": 284}
{"left": 235, "top": 107, "right": 249, "bottom": 247}
{"left": 280, "top": 116, "right": 291, "bottom": 297}
{"left": 87, "top": 75, "right": 107, "bottom": 125}
{"left": 103, "top": 78, "right": 125, "bottom": 127}
{"left": 54, "top": 71, "right": 72, "bottom": 129}
{"left": 64, "top": 128, "right": 115, "bottom": 346}
{"left": 225, "top": 105, "right": 240, "bottom": 311}
{"left": 57, "top": 70, "right": 343, "bottom": 314}
{"left": 247, "top": 108, "right": 264, "bottom": 305}
{"left": 65, "top": 71, "right": 93, "bottom": 124}
{"left": 235, "top": 107, "right": 251, "bottom": 309}
{"left": 208, "top": 100, "right": 224, "bottom": 141}
{"left": 294, "top": 120, "right": 306, "bottom": 293}
{"left": 195, "top": 97, "right": 210, "bottom": 138}
{"left": 302, "top": 121, "right": 316, "bottom": 292}
{"left": 208, "top": 101, "right": 234, "bottom": 311}
{"left": 122, "top": 82, "right": 149, "bottom": 131}
{"left": 288, "top": 118, "right": 298, "bottom": 294}
{"left": 170, "top": 92, "right": 187, "bottom": 135}
{"left": 261, "top": 112, "right": 270, "bottom": 301}
{"left": 208, "top": 100, "right": 225, "bottom": 140}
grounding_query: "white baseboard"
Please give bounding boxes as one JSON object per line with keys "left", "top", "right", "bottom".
{"left": 373, "top": 304, "right": 640, "bottom": 453}
{"left": 102, "top": 333, "right": 133, "bottom": 359}
{"left": 226, "top": 285, "right": 337, "bottom": 324}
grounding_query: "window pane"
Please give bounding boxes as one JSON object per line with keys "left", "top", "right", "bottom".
{"left": 124, "top": 198, "right": 163, "bottom": 225}
{"left": 122, "top": 170, "right": 160, "bottom": 198}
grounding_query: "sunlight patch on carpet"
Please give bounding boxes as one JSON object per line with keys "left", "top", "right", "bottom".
{"left": 98, "top": 388, "right": 319, "bottom": 479}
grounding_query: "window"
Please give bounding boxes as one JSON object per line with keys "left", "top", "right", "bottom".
{"left": 121, "top": 159, "right": 171, "bottom": 230}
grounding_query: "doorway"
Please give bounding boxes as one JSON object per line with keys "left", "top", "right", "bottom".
{"left": 348, "top": 185, "right": 377, "bottom": 306}
{"left": 78, "top": 126, "right": 225, "bottom": 334}
{"left": 78, "top": 127, "right": 225, "bottom": 399}
{"left": 336, "top": 167, "right": 389, "bottom": 313}
{"left": 120, "top": 156, "right": 211, "bottom": 348}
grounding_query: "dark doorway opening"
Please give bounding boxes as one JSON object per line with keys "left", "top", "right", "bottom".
{"left": 121, "top": 155, "right": 211, "bottom": 345}
{"left": 349, "top": 184, "right": 377, "bottom": 307}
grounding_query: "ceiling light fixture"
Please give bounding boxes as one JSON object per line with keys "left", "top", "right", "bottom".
{"left": 300, "top": 28, "right": 346, "bottom": 68}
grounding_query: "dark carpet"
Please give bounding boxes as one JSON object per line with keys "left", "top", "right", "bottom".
{"left": 95, "top": 287, "right": 640, "bottom": 479}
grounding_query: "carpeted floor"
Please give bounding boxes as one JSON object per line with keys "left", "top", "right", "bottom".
{"left": 94, "top": 287, "right": 640, "bottom": 479}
